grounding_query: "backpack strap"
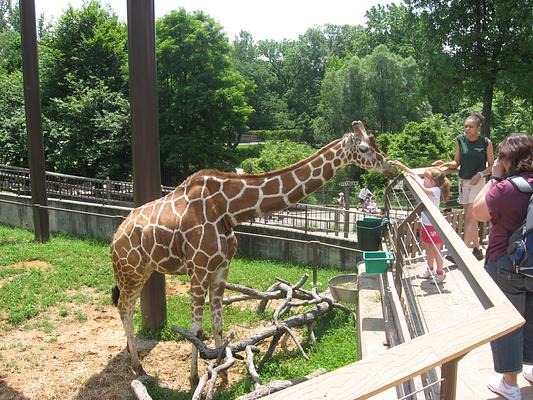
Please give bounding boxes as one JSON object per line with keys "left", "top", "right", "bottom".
{"left": 507, "top": 176, "right": 533, "bottom": 236}
{"left": 507, "top": 176, "right": 533, "bottom": 194}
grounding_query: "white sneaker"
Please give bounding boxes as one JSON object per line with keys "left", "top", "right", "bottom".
{"left": 488, "top": 375, "right": 521, "bottom": 400}
{"left": 430, "top": 273, "right": 445, "bottom": 285}
{"left": 418, "top": 269, "right": 434, "bottom": 279}
{"left": 523, "top": 365, "right": 533, "bottom": 384}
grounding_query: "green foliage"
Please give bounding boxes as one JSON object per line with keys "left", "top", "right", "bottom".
{"left": 40, "top": 1, "right": 128, "bottom": 102}
{"left": 45, "top": 77, "right": 131, "bottom": 179}
{"left": 156, "top": 9, "right": 253, "bottom": 183}
{"left": 379, "top": 118, "right": 454, "bottom": 168}
{"left": 250, "top": 129, "right": 303, "bottom": 142}
{"left": 407, "top": 0, "right": 533, "bottom": 135}
{"left": 313, "top": 45, "right": 430, "bottom": 144}
{"left": 0, "top": 70, "right": 27, "bottom": 166}
{"left": 35, "top": 0, "right": 129, "bottom": 179}
{"left": 240, "top": 141, "right": 315, "bottom": 174}
{"left": 490, "top": 93, "right": 533, "bottom": 146}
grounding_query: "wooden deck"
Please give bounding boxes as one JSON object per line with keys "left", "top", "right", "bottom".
{"left": 399, "top": 257, "right": 533, "bottom": 399}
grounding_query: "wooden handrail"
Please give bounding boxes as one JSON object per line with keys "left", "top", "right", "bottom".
{"left": 262, "top": 303, "right": 522, "bottom": 400}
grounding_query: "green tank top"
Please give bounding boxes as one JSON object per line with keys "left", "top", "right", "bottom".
{"left": 457, "top": 134, "right": 488, "bottom": 179}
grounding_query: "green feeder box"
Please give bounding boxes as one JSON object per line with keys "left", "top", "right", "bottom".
{"left": 363, "top": 251, "right": 395, "bottom": 274}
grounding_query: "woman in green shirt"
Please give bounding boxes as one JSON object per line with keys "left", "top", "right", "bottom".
{"left": 433, "top": 112, "right": 494, "bottom": 260}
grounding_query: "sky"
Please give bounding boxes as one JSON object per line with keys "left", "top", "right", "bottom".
{"left": 33, "top": 0, "right": 386, "bottom": 42}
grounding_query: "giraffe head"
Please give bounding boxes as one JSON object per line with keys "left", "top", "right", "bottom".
{"left": 341, "top": 121, "right": 397, "bottom": 177}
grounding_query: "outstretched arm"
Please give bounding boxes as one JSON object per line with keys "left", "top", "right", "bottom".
{"left": 432, "top": 141, "right": 460, "bottom": 171}
{"left": 392, "top": 160, "right": 435, "bottom": 197}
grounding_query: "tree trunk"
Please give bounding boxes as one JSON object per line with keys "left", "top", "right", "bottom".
{"left": 481, "top": 76, "right": 496, "bottom": 138}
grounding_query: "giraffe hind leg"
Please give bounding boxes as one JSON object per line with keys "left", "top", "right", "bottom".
{"left": 209, "top": 265, "right": 229, "bottom": 384}
{"left": 116, "top": 284, "right": 146, "bottom": 376}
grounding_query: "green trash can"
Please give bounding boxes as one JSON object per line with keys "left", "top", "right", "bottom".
{"left": 363, "top": 216, "right": 382, "bottom": 224}
{"left": 356, "top": 218, "right": 387, "bottom": 251}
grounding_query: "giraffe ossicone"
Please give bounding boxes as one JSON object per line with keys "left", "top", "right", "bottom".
{"left": 111, "top": 120, "right": 396, "bottom": 381}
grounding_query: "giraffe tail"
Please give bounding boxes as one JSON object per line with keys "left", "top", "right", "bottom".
{"left": 111, "top": 285, "right": 120, "bottom": 306}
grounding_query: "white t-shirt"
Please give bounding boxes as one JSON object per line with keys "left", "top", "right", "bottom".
{"left": 358, "top": 188, "right": 372, "bottom": 200}
{"left": 421, "top": 187, "right": 441, "bottom": 226}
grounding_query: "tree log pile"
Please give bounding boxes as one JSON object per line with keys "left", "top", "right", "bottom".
{"left": 132, "top": 274, "right": 354, "bottom": 400}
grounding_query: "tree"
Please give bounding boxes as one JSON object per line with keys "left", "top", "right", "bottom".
{"left": 232, "top": 31, "right": 291, "bottom": 130}
{"left": 313, "top": 45, "right": 429, "bottom": 143}
{"left": 365, "top": 3, "right": 417, "bottom": 58}
{"left": 0, "top": 0, "right": 21, "bottom": 73}
{"left": 37, "top": 0, "right": 129, "bottom": 178}
{"left": 406, "top": 0, "right": 533, "bottom": 137}
{"left": 156, "top": 9, "right": 252, "bottom": 184}
{"left": 0, "top": 70, "right": 27, "bottom": 166}
{"left": 380, "top": 118, "right": 454, "bottom": 168}
{"left": 40, "top": 0, "right": 128, "bottom": 103}
{"left": 45, "top": 77, "right": 131, "bottom": 179}
{"left": 240, "top": 141, "right": 315, "bottom": 174}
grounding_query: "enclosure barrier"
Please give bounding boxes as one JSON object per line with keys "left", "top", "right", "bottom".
{"left": 262, "top": 169, "right": 524, "bottom": 400}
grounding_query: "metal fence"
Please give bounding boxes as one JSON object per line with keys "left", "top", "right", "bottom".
{"left": 0, "top": 164, "right": 174, "bottom": 206}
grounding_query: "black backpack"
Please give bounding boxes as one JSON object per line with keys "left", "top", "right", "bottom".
{"left": 506, "top": 176, "right": 533, "bottom": 277}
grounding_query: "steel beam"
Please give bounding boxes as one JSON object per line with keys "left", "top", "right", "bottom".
{"left": 20, "top": 0, "right": 49, "bottom": 242}
{"left": 127, "top": 0, "right": 166, "bottom": 327}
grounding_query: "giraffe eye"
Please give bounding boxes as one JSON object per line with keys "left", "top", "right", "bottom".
{"left": 358, "top": 144, "right": 369, "bottom": 153}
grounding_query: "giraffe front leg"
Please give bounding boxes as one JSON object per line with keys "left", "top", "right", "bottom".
{"left": 209, "top": 265, "right": 229, "bottom": 384}
{"left": 190, "top": 273, "right": 208, "bottom": 387}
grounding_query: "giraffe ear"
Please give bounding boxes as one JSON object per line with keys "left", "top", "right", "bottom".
{"left": 351, "top": 120, "right": 367, "bottom": 138}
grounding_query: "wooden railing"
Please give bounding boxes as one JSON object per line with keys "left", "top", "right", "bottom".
{"left": 262, "top": 169, "right": 524, "bottom": 400}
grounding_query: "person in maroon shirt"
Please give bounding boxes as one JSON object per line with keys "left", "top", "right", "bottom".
{"left": 473, "top": 133, "right": 533, "bottom": 400}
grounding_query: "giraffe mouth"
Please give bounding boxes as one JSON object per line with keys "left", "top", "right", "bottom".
{"left": 382, "top": 160, "right": 399, "bottom": 178}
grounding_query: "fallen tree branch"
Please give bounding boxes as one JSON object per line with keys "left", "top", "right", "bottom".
{"left": 280, "top": 325, "right": 308, "bottom": 361}
{"left": 245, "top": 345, "right": 261, "bottom": 389}
{"left": 206, "top": 347, "right": 235, "bottom": 400}
{"left": 172, "top": 276, "right": 354, "bottom": 400}
{"left": 131, "top": 375, "right": 154, "bottom": 400}
{"left": 235, "top": 368, "right": 327, "bottom": 400}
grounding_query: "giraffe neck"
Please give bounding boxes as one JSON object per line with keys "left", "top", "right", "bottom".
{"left": 187, "top": 138, "right": 350, "bottom": 226}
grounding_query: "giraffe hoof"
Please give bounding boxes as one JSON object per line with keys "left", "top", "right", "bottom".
{"left": 135, "top": 365, "right": 147, "bottom": 377}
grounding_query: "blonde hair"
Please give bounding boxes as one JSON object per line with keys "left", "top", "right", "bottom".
{"left": 424, "top": 168, "right": 451, "bottom": 202}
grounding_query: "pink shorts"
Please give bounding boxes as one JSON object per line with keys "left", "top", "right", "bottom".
{"left": 421, "top": 225, "right": 442, "bottom": 245}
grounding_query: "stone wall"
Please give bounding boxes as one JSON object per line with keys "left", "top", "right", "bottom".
{"left": 0, "top": 193, "right": 360, "bottom": 269}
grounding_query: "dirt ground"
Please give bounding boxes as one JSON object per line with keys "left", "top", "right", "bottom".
{"left": 0, "top": 274, "right": 289, "bottom": 400}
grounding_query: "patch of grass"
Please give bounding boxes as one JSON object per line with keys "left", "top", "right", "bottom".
{"left": 58, "top": 305, "right": 69, "bottom": 317}
{"left": 74, "top": 309, "right": 87, "bottom": 322}
{"left": 3, "top": 360, "right": 19, "bottom": 373}
{"left": 0, "top": 225, "right": 113, "bottom": 325}
{"left": 34, "top": 316, "right": 55, "bottom": 334}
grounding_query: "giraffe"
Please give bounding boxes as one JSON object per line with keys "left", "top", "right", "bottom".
{"left": 111, "top": 120, "right": 396, "bottom": 382}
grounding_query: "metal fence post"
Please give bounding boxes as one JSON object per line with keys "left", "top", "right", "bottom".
{"left": 106, "top": 176, "right": 111, "bottom": 204}
{"left": 304, "top": 204, "right": 308, "bottom": 235}
{"left": 311, "top": 241, "right": 319, "bottom": 286}
{"left": 343, "top": 186, "right": 350, "bottom": 238}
